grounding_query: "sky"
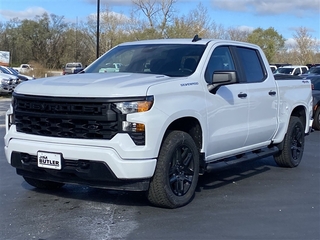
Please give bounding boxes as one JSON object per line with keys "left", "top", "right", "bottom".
{"left": 0, "top": 0, "right": 319, "bottom": 46}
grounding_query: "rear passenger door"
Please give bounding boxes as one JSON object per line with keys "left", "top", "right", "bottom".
{"left": 234, "top": 46, "right": 278, "bottom": 147}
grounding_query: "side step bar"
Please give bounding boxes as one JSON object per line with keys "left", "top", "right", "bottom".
{"left": 205, "top": 146, "right": 279, "bottom": 172}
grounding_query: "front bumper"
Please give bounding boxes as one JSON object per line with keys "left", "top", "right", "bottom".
{"left": 11, "top": 152, "right": 150, "bottom": 191}
{"left": 5, "top": 138, "right": 157, "bottom": 191}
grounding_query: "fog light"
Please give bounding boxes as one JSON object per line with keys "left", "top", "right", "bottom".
{"left": 21, "top": 153, "right": 31, "bottom": 164}
{"left": 122, "top": 121, "right": 145, "bottom": 132}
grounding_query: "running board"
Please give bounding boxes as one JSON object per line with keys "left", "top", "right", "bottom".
{"left": 205, "top": 146, "right": 279, "bottom": 172}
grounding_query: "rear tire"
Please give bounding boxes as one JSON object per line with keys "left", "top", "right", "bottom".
{"left": 23, "top": 177, "right": 64, "bottom": 189}
{"left": 147, "top": 131, "right": 199, "bottom": 208}
{"left": 274, "top": 116, "right": 305, "bottom": 168}
{"left": 312, "top": 107, "right": 320, "bottom": 130}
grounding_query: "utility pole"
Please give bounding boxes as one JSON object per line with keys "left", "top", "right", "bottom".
{"left": 96, "top": 0, "right": 100, "bottom": 59}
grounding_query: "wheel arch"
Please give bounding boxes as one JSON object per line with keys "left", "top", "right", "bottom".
{"left": 275, "top": 105, "right": 307, "bottom": 150}
{"left": 165, "top": 117, "right": 203, "bottom": 149}
{"left": 313, "top": 99, "right": 320, "bottom": 116}
{"left": 161, "top": 117, "right": 205, "bottom": 172}
{"left": 291, "top": 105, "right": 307, "bottom": 131}
{"left": 312, "top": 99, "right": 320, "bottom": 130}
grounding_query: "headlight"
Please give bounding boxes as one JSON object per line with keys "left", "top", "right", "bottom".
{"left": 1, "top": 78, "right": 10, "bottom": 84}
{"left": 114, "top": 96, "right": 153, "bottom": 133}
{"left": 114, "top": 97, "right": 153, "bottom": 114}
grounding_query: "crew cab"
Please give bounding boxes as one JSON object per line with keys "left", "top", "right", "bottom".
{"left": 4, "top": 37, "right": 313, "bottom": 208}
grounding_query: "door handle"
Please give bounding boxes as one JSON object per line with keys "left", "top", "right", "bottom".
{"left": 269, "top": 90, "right": 276, "bottom": 96}
{"left": 238, "top": 92, "right": 247, "bottom": 98}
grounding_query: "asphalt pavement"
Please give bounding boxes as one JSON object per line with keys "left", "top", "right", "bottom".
{"left": 0, "top": 98, "right": 319, "bottom": 240}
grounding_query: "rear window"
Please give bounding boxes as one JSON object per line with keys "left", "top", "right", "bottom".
{"left": 66, "top": 63, "right": 82, "bottom": 68}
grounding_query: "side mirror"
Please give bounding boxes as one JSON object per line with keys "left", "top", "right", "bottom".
{"left": 212, "top": 71, "right": 237, "bottom": 84}
{"left": 208, "top": 71, "right": 238, "bottom": 92}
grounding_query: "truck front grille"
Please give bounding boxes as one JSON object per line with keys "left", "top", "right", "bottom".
{"left": 13, "top": 95, "right": 121, "bottom": 140}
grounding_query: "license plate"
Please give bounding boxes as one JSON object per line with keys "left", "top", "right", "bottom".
{"left": 37, "top": 151, "right": 62, "bottom": 170}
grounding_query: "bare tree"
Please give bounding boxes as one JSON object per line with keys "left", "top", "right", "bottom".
{"left": 99, "top": 6, "right": 130, "bottom": 52}
{"left": 166, "top": 3, "right": 222, "bottom": 39}
{"left": 207, "top": 23, "right": 227, "bottom": 39}
{"left": 132, "top": 0, "right": 176, "bottom": 37}
{"left": 293, "top": 27, "right": 317, "bottom": 64}
{"left": 227, "top": 27, "right": 250, "bottom": 42}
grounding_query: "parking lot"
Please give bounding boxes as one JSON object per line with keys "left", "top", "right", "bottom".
{"left": 0, "top": 98, "right": 319, "bottom": 240}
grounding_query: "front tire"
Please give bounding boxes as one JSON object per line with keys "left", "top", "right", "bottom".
{"left": 23, "top": 177, "right": 64, "bottom": 189}
{"left": 274, "top": 116, "right": 305, "bottom": 168}
{"left": 147, "top": 131, "right": 199, "bottom": 208}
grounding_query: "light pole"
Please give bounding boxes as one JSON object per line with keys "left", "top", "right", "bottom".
{"left": 96, "top": 0, "right": 100, "bottom": 59}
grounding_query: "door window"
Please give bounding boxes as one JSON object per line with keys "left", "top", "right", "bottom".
{"left": 293, "top": 68, "right": 301, "bottom": 75}
{"left": 205, "top": 46, "right": 235, "bottom": 83}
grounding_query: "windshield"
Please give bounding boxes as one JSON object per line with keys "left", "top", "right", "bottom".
{"left": 0, "top": 66, "right": 11, "bottom": 74}
{"left": 85, "top": 44, "right": 206, "bottom": 77}
{"left": 309, "top": 67, "right": 320, "bottom": 74}
{"left": 275, "top": 68, "right": 294, "bottom": 74}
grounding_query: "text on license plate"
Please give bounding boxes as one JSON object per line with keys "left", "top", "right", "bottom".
{"left": 37, "top": 152, "right": 62, "bottom": 170}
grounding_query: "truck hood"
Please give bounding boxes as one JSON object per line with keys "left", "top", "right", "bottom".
{"left": 14, "top": 73, "right": 171, "bottom": 97}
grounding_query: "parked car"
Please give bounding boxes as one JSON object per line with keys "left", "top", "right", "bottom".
{"left": 98, "top": 62, "right": 122, "bottom": 73}
{"left": 300, "top": 66, "right": 320, "bottom": 77}
{"left": 306, "top": 75, "right": 320, "bottom": 130}
{"left": 0, "top": 66, "right": 34, "bottom": 83}
{"left": 0, "top": 72, "right": 19, "bottom": 94}
{"left": 274, "top": 65, "right": 309, "bottom": 76}
{"left": 63, "top": 62, "right": 83, "bottom": 75}
{"left": 306, "top": 63, "right": 320, "bottom": 69}
{"left": 13, "top": 64, "right": 33, "bottom": 74}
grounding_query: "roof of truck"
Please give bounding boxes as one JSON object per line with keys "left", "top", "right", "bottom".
{"left": 117, "top": 36, "right": 259, "bottom": 48}
{"left": 279, "top": 65, "right": 308, "bottom": 68}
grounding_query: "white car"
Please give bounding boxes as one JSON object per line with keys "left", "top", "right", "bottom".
{"left": 274, "top": 65, "right": 309, "bottom": 75}
{"left": 0, "top": 66, "right": 35, "bottom": 81}
{"left": 63, "top": 62, "right": 83, "bottom": 75}
{"left": 0, "top": 72, "right": 19, "bottom": 94}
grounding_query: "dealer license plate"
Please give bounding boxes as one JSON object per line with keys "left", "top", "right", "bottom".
{"left": 37, "top": 151, "right": 62, "bottom": 170}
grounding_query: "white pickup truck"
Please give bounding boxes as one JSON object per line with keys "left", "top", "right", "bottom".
{"left": 4, "top": 36, "right": 314, "bottom": 208}
{"left": 13, "top": 64, "right": 33, "bottom": 74}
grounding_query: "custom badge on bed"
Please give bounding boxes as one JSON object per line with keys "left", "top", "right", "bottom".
{"left": 37, "top": 151, "right": 62, "bottom": 170}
